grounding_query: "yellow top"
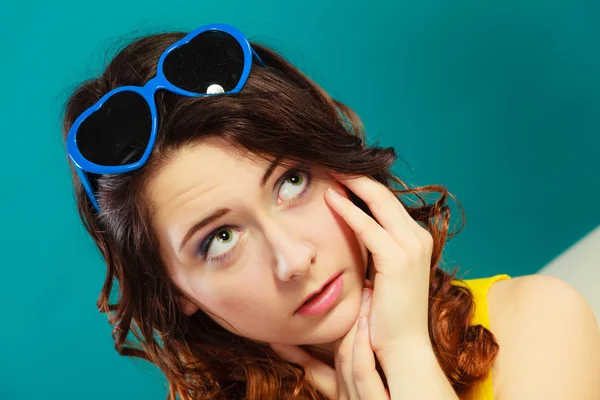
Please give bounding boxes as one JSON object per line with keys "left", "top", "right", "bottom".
{"left": 453, "top": 274, "right": 511, "bottom": 400}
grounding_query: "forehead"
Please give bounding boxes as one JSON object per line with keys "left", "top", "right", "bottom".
{"left": 146, "top": 139, "right": 270, "bottom": 217}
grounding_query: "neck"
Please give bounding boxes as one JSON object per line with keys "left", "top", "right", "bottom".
{"left": 300, "top": 342, "right": 336, "bottom": 368}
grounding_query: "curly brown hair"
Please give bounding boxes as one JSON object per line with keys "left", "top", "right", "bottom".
{"left": 61, "top": 29, "right": 498, "bottom": 399}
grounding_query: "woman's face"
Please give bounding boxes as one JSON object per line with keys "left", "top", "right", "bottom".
{"left": 146, "top": 138, "right": 369, "bottom": 346}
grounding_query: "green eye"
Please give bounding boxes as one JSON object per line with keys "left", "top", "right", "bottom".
{"left": 288, "top": 172, "right": 303, "bottom": 185}
{"left": 215, "top": 229, "right": 233, "bottom": 243}
{"left": 278, "top": 171, "right": 308, "bottom": 202}
{"left": 198, "top": 167, "right": 312, "bottom": 265}
{"left": 203, "top": 227, "right": 241, "bottom": 260}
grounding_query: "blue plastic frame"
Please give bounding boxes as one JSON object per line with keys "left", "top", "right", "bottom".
{"left": 66, "top": 23, "right": 265, "bottom": 212}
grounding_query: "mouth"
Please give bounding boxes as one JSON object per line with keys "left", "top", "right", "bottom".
{"left": 295, "top": 271, "right": 344, "bottom": 316}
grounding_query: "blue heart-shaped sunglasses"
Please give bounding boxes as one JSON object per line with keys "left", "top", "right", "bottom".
{"left": 66, "top": 23, "right": 265, "bottom": 212}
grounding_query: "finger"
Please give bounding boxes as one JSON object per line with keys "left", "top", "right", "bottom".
{"left": 353, "top": 317, "right": 390, "bottom": 399}
{"left": 334, "top": 316, "right": 361, "bottom": 399}
{"left": 270, "top": 344, "right": 337, "bottom": 399}
{"left": 325, "top": 187, "right": 404, "bottom": 276}
{"left": 334, "top": 287, "right": 375, "bottom": 399}
{"left": 331, "top": 175, "right": 426, "bottom": 248}
{"left": 353, "top": 289, "right": 390, "bottom": 399}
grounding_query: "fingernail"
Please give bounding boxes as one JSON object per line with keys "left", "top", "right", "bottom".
{"left": 327, "top": 187, "right": 344, "bottom": 200}
{"left": 362, "top": 287, "right": 372, "bottom": 302}
{"left": 359, "top": 315, "right": 368, "bottom": 329}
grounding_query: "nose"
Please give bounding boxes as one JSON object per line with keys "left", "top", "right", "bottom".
{"left": 262, "top": 219, "right": 316, "bottom": 281}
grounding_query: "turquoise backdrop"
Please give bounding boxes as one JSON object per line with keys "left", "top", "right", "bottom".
{"left": 1, "top": 0, "right": 598, "bottom": 398}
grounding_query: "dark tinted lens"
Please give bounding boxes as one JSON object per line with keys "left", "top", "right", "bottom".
{"left": 163, "top": 30, "right": 245, "bottom": 94}
{"left": 77, "top": 91, "right": 152, "bottom": 167}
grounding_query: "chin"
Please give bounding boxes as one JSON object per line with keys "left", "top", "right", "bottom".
{"left": 301, "top": 287, "right": 363, "bottom": 345}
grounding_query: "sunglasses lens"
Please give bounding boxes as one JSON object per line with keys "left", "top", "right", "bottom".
{"left": 163, "top": 30, "right": 245, "bottom": 94}
{"left": 77, "top": 91, "right": 152, "bottom": 167}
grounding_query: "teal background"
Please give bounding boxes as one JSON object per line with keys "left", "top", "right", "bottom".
{"left": 1, "top": 0, "right": 599, "bottom": 398}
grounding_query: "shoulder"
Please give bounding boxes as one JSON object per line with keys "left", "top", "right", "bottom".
{"left": 487, "top": 275, "right": 600, "bottom": 399}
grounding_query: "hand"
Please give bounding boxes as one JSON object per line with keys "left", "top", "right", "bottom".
{"left": 271, "top": 283, "right": 390, "bottom": 399}
{"left": 325, "top": 175, "right": 434, "bottom": 367}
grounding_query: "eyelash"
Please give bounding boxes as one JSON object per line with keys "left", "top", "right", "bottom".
{"left": 197, "top": 167, "right": 313, "bottom": 265}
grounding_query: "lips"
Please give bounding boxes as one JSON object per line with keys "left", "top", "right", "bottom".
{"left": 297, "top": 272, "right": 342, "bottom": 310}
{"left": 304, "top": 289, "right": 324, "bottom": 305}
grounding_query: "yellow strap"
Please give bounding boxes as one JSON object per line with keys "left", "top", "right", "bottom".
{"left": 457, "top": 274, "right": 511, "bottom": 329}
{"left": 452, "top": 274, "right": 511, "bottom": 400}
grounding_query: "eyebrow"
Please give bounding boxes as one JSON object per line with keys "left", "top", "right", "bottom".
{"left": 261, "top": 156, "right": 282, "bottom": 187}
{"left": 178, "top": 157, "right": 283, "bottom": 253}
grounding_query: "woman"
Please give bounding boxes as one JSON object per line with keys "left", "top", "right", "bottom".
{"left": 61, "top": 24, "right": 600, "bottom": 399}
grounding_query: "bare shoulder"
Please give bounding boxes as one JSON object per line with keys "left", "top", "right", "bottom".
{"left": 486, "top": 275, "right": 600, "bottom": 399}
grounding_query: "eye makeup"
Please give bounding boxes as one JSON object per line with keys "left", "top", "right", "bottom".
{"left": 195, "top": 165, "right": 313, "bottom": 265}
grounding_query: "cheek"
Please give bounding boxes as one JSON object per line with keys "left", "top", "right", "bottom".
{"left": 195, "top": 275, "right": 273, "bottom": 323}
{"left": 313, "top": 195, "right": 367, "bottom": 263}
{"left": 211, "top": 295, "right": 252, "bottom": 315}
{"left": 203, "top": 288, "right": 287, "bottom": 339}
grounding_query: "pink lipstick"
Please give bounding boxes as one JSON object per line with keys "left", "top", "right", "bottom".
{"left": 295, "top": 273, "right": 343, "bottom": 316}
